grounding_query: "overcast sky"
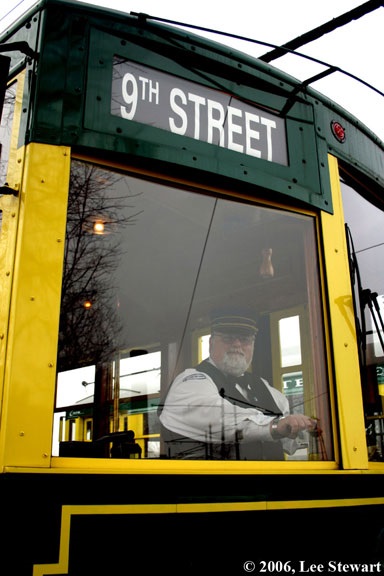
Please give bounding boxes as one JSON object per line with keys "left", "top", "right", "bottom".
{"left": 0, "top": 0, "right": 383, "bottom": 140}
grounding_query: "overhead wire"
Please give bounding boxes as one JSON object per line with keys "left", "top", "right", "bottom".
{"left": 131, "top": 1, "right": 384, "bottom": 99}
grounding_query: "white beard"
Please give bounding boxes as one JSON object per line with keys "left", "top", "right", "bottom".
{"left": 217, "top": 351, "right": 250, "bottom": 377}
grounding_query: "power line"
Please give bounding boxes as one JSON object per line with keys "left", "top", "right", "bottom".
{"left": 0, "top": 0, "right": 30, "bottom": 27}
{"left": 131, "top": 3, "right": 384, "bottom": 100}
{"left": 260, "top": 0, "right": 384, "bottom": 62}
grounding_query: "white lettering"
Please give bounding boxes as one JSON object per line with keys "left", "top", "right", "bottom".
{"left": 299, "top": 560, "right": 324, "bottom": 572}
{"left": 149, "top": 80, "right": 159, "bottom": 105}
{"left": 327, "top": 561, "right": 382, "bottom": 573}
{"left": 188, "top": 93, "right": 206, "bottom": 139}
{"left": 245, "top": 112, "right": 261, "bottom": 158}
{"left": 138, "top": 76, "right": 149, "bottom": 100}
{"left": 227, "top": 105, "right": 243, "bottom": 153}
{"left": 169, "top": 88, "right": 188, "bottom": 135}
{"left": 115, "top": 60, "right": 284, "bottom": 163}
{"left": 139, "top": 76, "right": 160, "bottom": 105}
{"left": 207, "top": 99, "right": 225, "bottom": 146}
{"left": 121, "top": 73, "right": 138, "bottom": 120}
{"left": 261, "top": 117, "right": 276, "bottom": 161}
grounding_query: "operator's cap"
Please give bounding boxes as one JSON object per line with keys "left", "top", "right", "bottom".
{"left": 210, "top": 309, "right": 258, "bottom": 336}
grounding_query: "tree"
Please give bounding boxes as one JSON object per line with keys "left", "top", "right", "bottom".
{"left": 57, "top": 160, "right": 142, "bottom": 372}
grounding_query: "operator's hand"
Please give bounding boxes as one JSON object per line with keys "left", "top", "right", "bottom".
{"left": 271, "top": 414, "right": 317, "bottom": 439}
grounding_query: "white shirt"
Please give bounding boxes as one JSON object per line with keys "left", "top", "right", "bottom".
{"left": 160, "top": 366, "right": 300, "bottom": 454}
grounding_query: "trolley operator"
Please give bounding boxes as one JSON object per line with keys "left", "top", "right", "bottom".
{"left": 159, "top": 312, "right": 317, "bottom": 459}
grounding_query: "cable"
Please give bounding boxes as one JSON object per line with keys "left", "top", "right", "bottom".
{"left": 130, "top": 7, "right": 384, "bottom": 100}
{"left": 259, "top": 0, "right": 384, "bottom": 63}
{"left": 0, "top": 0, "right": 30, "bottom": 27}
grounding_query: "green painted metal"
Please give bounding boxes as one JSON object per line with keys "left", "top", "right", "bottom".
{"left": 1, "top": 0, "right": 383, "bottom": 212}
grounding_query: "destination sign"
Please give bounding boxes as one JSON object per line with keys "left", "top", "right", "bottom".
{"left": 111, "top": 58, "right": 288, "bottom": 165}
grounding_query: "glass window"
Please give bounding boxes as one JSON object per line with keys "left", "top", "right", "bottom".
{"left": 54, "top": 160, "right": 332, "bottom": 461}
{"left": 0, "top": 82, "right": 17, "bottom": 239}
{"left": 0, "top": 82, "right": 17, "bottom": 187}
{"left": 341, "top": 178, "right": 384, "bottom": 461}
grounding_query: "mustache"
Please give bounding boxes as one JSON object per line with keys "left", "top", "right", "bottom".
{"left": 227, "top": 349, "right": 245, "bottom": 355}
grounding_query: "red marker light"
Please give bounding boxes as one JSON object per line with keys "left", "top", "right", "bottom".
{"left": 331, "top": 121, "right": 346, "bottom": 143}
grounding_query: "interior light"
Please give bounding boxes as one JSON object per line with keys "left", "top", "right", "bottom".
{"left": 260, "top": 248, "right": 274, "bottom": 279}
{"left": 93, "top": 220, "right": 105, "bottom": 234}
{"left": 82, "top": 215, "right": 113, "bottom": 235}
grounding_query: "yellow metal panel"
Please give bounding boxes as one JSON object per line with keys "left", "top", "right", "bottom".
{"left": 46, "top": 456, "right": 339, "bottom": 474}
{"left": 2, "top": 143, "right": 70, "bottom": 467}
{"left": 321, "top": 155, "right": 367, "bottom": 469}
{"left": 0, "top": 178, "right": 21, "bottom": 469}
{"left": 128, "top": 412, "right": 143, "bottom": 437}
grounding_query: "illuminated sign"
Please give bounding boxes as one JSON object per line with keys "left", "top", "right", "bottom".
{"left": 111, "top": 58, "right": 288, "bottom": 165}
{"left": 283, "top": 372, "right": 303, "bottom": 396}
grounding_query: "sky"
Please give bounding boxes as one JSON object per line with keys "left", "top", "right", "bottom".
{"left": 0, "top": 0, "right": 383, "bottom": 140}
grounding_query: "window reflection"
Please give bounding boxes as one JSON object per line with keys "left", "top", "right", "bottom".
{"left": 0, "top": 82, "right": 16, "bottom": 187}
{"left": 0, "top": 83, "right": 17, "bottom": 240}
{"left": 342, "top": 179, "right": 384, "bottom": 461}
{"left": 54, "top": 160, "right": 332, "bottom": 461}
{"left": 279, "top": 316, "right": 302, "bottom": 367}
